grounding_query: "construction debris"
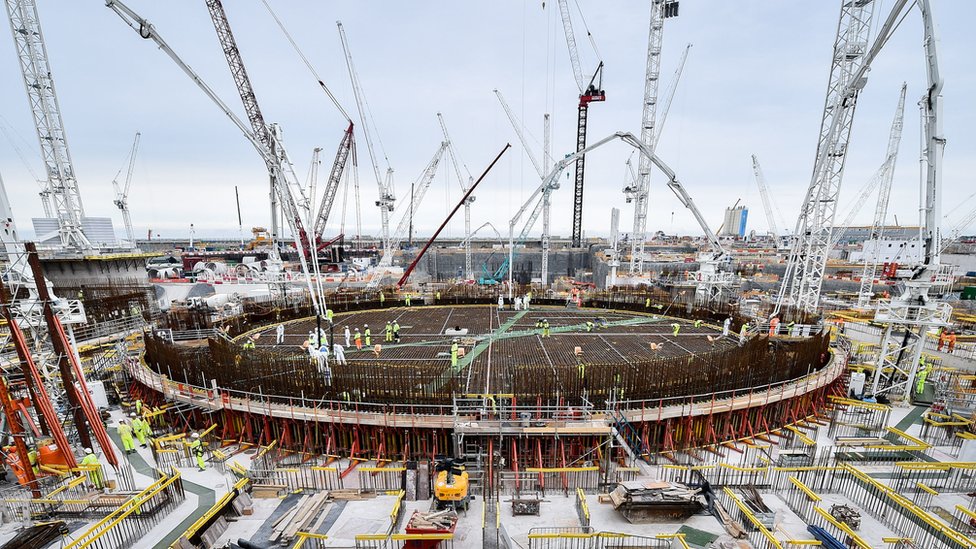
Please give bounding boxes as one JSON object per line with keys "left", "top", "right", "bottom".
{"left": 269, "top": 491, "right": 330, "bottom": 545}
{"left": 609, "top": 480, "right": 706, "bottom": 523}
{"left": 739, "top": 485, "right": 776, "bottom": 530}
{"left": 829, "top": 503, "right": 861, "bottom": 530}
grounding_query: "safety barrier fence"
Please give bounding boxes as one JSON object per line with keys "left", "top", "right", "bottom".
{"left": 499, "top": 467, "right": 601, "bottom": 497}
{"left": 890, "top": 462, "right": 976, "bottom": 495}
{"left": 717, "top": 487, "right": 784, "bottom": 549}
{"left": 662, "top": 462, "right": 770, "bottom": 488}
{"left": 0, "top": 462, "right": 138, "bottom": 521}
{"left": 525, "top": 527, "right": 687, "bottom": 549}
{"left": 919, "top": 412, "right": 970, "bottom": 452}
{"left": 827, "top": 396, "right": 893, "bottom": 439}
{"left": 359, "top": 466, "right": 405, "bottom": 492}
{"left": 354, "top": 533, "right": 454, "bottom": 549}
{"left": 73, "top": 314, "right": 148, "bottom": 344}
{"left": 62, "top": 468, "right": 185, "bottom": 549}
{"left": 574, "top": 488, "right": 590, "bottom": 529}
{"left": 952, "top": 505, "right": 976, "bottom": 537}
{"left": 243, "top": 465, "right": 344, "bottom": 492}
{"left": 835, "top": 464, "right": 976, "bottom": 549}
{"left": 174, "top": 477, "right": 250, "bottom": 548}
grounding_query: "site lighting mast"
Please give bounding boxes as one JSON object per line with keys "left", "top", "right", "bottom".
{"left": 4, "top": 0, "right": 92, "bottom": 250}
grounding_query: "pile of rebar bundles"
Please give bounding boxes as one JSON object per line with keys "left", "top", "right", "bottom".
{"left": 2, "top": 521, "right": 67, "bottom": 549}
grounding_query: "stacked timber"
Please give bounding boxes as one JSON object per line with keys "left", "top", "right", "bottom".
{"left": 405, "top": 509, "right": 458, "bottom": 531}
{"left": 268, "top": 491, "right": 330, "bottom": 546}
{"left": 609, "top": 480, "right": 705, "bottom": 524}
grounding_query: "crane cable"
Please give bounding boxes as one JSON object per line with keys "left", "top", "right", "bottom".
{"left": 259, "top": 0, "right": 351, "bottom": 122}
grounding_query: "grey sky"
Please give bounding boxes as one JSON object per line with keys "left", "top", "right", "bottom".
{"left": 1, "top": 1, "right": 973, "bottom": 241}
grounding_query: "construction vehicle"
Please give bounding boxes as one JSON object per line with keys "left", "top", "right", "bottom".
{"left": 433, "top": 457, "right": 470, "bottom": 511}
{"left": 245, "top": 227, "right": 272, "bottom": 251}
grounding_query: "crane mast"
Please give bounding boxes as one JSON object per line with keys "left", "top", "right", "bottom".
{"left": 629, "top": 0, "right": 677, "bottom": 274}
{"left": 4, "top": 0, "right": 91, "bottom": 250}
{"left": 856, "top": 83, "right": 907, "bottom": 308}
{"left": 312, "top": 122, "right": 355, "bottom": 247}
{"left": 438, "top": 113, "right": 476, "bottom": 280}
{"left": 556, "top": 0, "right": 605, "bottom": 248}
{"left": 337, "top": 22, "right": 395, "bottom": 258}
{"left": 777, "top": 0, "right": 877, "bottom": 313}
{"left": 379, "top": 142, "right": 448, "bottom": 267}
{"left": 870, "top": 0, "right": 951, "bottom": 399}
{"left": 112, "top": 131, "right": 140, "bottom": 246}
{"left": 751, "top": 156, "right": 778, "bottom": 239}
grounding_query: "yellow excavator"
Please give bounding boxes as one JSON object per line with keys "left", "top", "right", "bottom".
{"left": 433, "top": 457, "right": 469, "bottom": 510}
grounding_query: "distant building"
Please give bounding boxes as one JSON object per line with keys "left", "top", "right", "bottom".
{"left": 849, "top": 238, "right": 923, "bottom": 265}
{"left": 832, "top": 225, "right": 920, "bottom": 245}
{"left": 720, "top": 206, "right": 748, "bottom": 237}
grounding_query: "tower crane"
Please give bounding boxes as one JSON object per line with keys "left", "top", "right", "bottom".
{"left": 311, "top": 123, "right": 355, "bottom": 251}
{"left": 4, "top": 0, "right": 91, "bottom": 250}
{"left": 776, "top": 0, "right": 917, "bottom": 314}
{"left": 337, "top": 22, "right": 395, "bottom": 259}
{"left": 751, "top": 155, "right": 780, "bottom": 240}
{"left": 377, "top": 142, "right": 448, "bottom": 267}
{"left": 111, "top": 131, "right": 140, "bottom": 247}
{"left": 556, "top": 0, "right": 604, "bottom": 248}
{"left": 870, "top": 0, "right": 953, "bottom": 399}
{"left": 437, "top": 113, "right": 476, "bottom": 280}
{"left": 106, "top": 0, "right": 320, "bottom": 309}
{"left": 628, "top": 1, "right": 681, "bottom": 274}
{"left": 856, "top": 83, "right": 907, "bottom": 308}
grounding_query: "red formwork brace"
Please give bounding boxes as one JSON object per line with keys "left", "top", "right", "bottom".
{"left": 0, "top": 378, "right": 40, "bottom": 497}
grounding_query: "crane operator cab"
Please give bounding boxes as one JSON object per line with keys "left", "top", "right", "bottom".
{"left": 433, "top": 457, "right": 470, "bottom": 510}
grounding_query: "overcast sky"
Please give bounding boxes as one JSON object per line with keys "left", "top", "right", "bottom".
{"left": 1, "top": 1, "right": 973, "bottom": 241}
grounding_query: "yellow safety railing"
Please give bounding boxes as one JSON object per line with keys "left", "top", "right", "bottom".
{"left": 723, "top": 487, "right": 783, "bottom": 548}
{"left": 171, "top": 477, "right": 249, "bottom": 548}
{"left": 65, "top": 470, "right": 182, "bottom": 549}
{"left": 293, "top": 531, "right": 328, "bottom": 548}
{"left": 789, "top": 476, "right": 821, "bottom": 502}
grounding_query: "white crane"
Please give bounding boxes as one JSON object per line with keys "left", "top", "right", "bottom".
{"left": 106, "top": 0, "right": 320, "bottom": 309}
{"left": 111, "top": 131, "right": 140, "bottom": 247}
{"left": 628, "top": 0, "right": 684, "bottom": 273}
{"left": 4, "top": 0, "right": 91, "bottom": 250}
{"left": 776, "top": 0, "right": 919, "bottom": 314}
{"left": 437, "top": 113, "right": 476, "bottom": 280}
{"left": 856, "top": 83, "right": 907, "bottom": 308}
{"left": 868, "top": 0, "right": 951, "bottom": 398}
{"left": 378, "top": 142, "right": 448, "bottom": 267}
{"left": 337, "top": 22, "right": 395, "bottom": 259}
{"left": 751, "top": 155, "right": 780, "bottom": 240}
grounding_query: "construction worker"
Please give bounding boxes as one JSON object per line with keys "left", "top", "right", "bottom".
{"left": 379, "top": 291, "right": 386, "bottom": 305}
{"left": 769, "top": 316, "right": 780, "bottom": 336}
{"left": 354, "top": 328, "right": 363, "bottom": 350}
{"left": 671, "top": 323, "right": 681, "bottom": 336}
{"left": 188, "top": 433, "right": 206, "bottom": 471}
{"left": 542, "top": 319, "right": 551, "bottom": 338}
{"left": 916, "top": 359, "right": 930, "bottom": 394}
{"left": 739, "top": 323, "right": 750, "bottom": 346}
{"left": 344, "top": 326, "right": 351, "bottom": 347}
{"left": 326, "top": 308, "right": 334, "bottom": 324}
{"left": 27, "top": 445, "right": 39, "bottom": 476}
{"left": 135, "top": 399, "right": 144, "bottom": 416}
{"left": 645, "top": 297, "right": 651, "bottom": 308}
{"left": 451, "top": 339, "right": 459, "bottom": 368}
{"left": 786, "top": 321, "right": 797, "bottom": 337}
{"left": 133, "top": 414, "right": 152, "bottom": 448}
{"left": 364, "top": 324, "right": 372, "bottom": 346}
{"left": 577, "top": 359, "right": 585, "bottom": 380}
{"left": 242, "top": 337, "right": 256, "bottom": 352}
{"left": 694, "top": 319, "right": 703, "bottom": 329}
{"left": 498, "top": 295, "right": 505, "bottom": 310}
{"left": 535, "top": 319, "right": 544, "bottom": 334}
{"left": 524, "top": 292, "right": 531, "bottom": 310}
{"left": 722, "top": 317, "right": 732, "bottom": 337}
{"left": 393, "top": 320, "right": 401, "bottom": 343}
{"left": 948, "top": 332, "right": 958, "bottom": 354}
{"left": 118, "top": 420, "right": 135, "bottom": 454}
{"left": 333, "top": 343, "right": 347, "bottom": 365}
{"left": 585, "top": 320, "right": 594, "bottom": 333}
{"left": 81, "top": 448, "right": 103, "bottom": 489}
{"left": 514, "top": 296, "right": 522, "bottom": 310}
{"left": 405, "top": 294, "right": 412, "bottom": 307}
{"left": 436, "top": 291, "right": 441, "bottom": 301}
{"left": 938, "top": 329, "right": 948, "bottom": 351}
{"left": 276, "top": 324, "right": 285, "bottom": 345}
{"left": 385, "top": 321, "right": 393, "bottom": 342}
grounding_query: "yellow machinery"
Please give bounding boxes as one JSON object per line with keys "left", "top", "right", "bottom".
{"left": 433, "top": 458, "right": 469, "bottom": 510}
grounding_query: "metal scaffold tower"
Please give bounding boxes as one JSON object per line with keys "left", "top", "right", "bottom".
{"left": 4, "top": 0, "right": 91, "bottom": 250}
{"left": 857, "top": 83, "right": 907, "bottom": 308}
{"left": 776, "top": 0, "right": 877, "bottom": 313}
